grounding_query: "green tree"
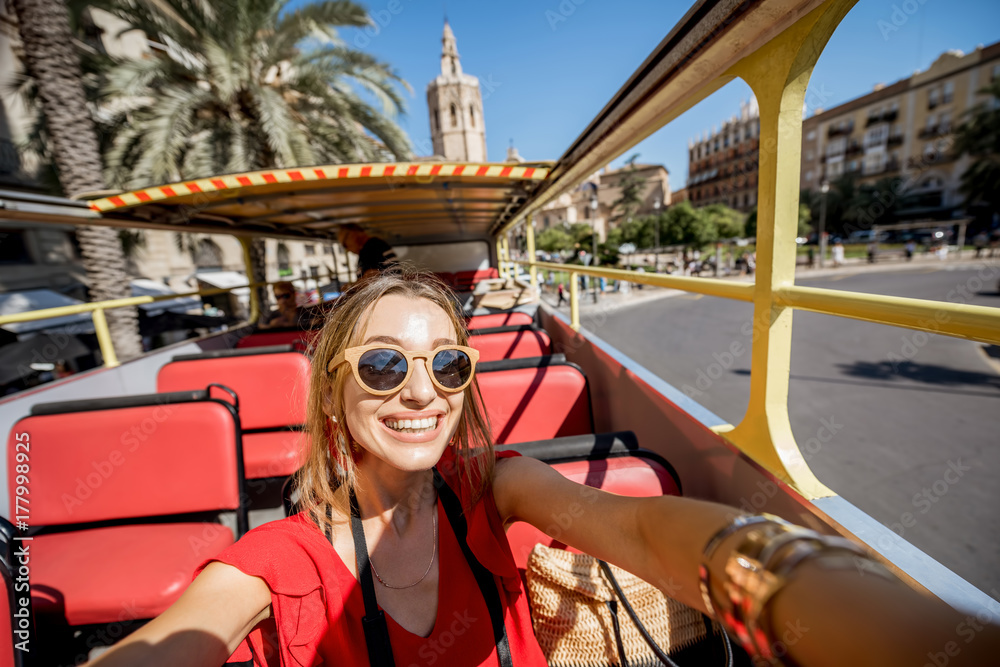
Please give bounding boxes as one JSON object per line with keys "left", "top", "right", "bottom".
{"left": 11, "top": 0, "right": 143, "bottom": 360}
{"left": 661, "top": 201, "right": 717, "bottom": 250}
{"left": 87, "top": 0, "right": 412, "bottom": 188}
{"left": 701, "top": 203, "right": 745, "bottom": 239}
{"left": 844, "top": 177, "right": 903, "bottom": 231}
{"left": 954, "top": 78, "right": 1000, "bottom": 214}
{"left": 609, "top": 154, "right": 646, "bottom": 227}
{"left": 536, "top": 227, "right": 573, "bottom": 253}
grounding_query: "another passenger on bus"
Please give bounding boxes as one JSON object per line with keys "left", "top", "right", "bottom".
{"left": 90, "top": 269, "right": 1000, "bottom": 667}
{"left": 337, "top": 223, "right": 398, "bottom": 280}
{"left": 258, "top": 281, "right": 308, "bottom": 329}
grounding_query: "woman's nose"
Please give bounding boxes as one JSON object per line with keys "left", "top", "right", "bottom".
{"left": 400, "top": 359, "right": 436, "bottom": 405}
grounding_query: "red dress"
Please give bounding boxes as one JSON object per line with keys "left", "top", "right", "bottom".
{"left": 197, "top": 450, "right": 547, "bottom": 667}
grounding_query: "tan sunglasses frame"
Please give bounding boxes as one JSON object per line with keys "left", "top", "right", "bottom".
{"left": 327, "top": 344, "right": 480, "bottom": 395}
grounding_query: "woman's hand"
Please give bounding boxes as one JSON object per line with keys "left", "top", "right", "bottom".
{"left": 87, "top": 562, "right": 272, "bottom": 666}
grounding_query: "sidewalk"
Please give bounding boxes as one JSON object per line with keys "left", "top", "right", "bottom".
{"left": 538, "top": 253, "right": 1000, "bottom": 317}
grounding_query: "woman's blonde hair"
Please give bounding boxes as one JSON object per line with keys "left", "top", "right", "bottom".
{"left": 294, "top": 268, "right": 495, "bottom": 531}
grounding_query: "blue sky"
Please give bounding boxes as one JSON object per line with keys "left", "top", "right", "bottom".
{"left": 322, "top": 0, "right": 1000, "bottom": 186}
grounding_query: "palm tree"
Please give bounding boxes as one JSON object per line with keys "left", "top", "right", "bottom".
{"left": 954, "top": 79, "right": 1000, "bottom": 215}
{"left": 10, "top": 0, "right": 144, "bottom": 360}
{"left": 90, "top": 0, "right": 412, "bottom": 187}
{"left": 85, "top": 0, "right": 412, "bottom": 312}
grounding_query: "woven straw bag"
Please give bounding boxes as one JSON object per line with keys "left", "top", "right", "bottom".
{"left": 526, "top": 544, "right": 719, "bottom": 667}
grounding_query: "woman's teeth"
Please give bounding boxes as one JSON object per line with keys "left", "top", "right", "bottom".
{"left": 384, "top": 417, "right": 439, "bottom": 433}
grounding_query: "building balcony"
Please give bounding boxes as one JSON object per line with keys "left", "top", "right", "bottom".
{"left": 887, "top": 134, "right": 903, "bottom": 147}
{"left": 827, "top": 123, "right": 854, "bottom": 138}
{"left": 918, "top": 125, "right": 951, "bottom": 139}
{"left": 864, "top": 109, "right": 898, "bottom": 127}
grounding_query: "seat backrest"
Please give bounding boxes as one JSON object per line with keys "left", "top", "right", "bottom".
{"left": 467, "top": 312, "right": 534, "bottom": 330}
{"left": 470, "top": 328, "right": 551, "bottom": 362}
{"left": 7, "top": 396, "right": 244, "bottom": 529}
{"left": 454, "top": 268, "right": 499, "bottom": 290}
{"left": 236, "top": 329, "right": 319, "bottom": 351}
{"left": 157, "top": 351, "right": 310, "bottom": 430}
{"left": 476, "top": 364, "right": 591, "bottom": 444}
{"left": 505, "top": 455, "right": 682, "bottom": 570}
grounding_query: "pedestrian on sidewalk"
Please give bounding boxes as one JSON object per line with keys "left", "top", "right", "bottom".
{"left": 866, "top": 242, "right": 878, "bottom": 264}
{"left": 831, "top": 242, "right": 845, "bottom": 268}
{"left": 904, "top": 240, "right": 916, "bottom": 261}
{"left": 557, "top": 282, "right": 566, "bottom": 306}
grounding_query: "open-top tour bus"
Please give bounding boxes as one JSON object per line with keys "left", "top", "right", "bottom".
{"left": 1, "top": 0, "right": 999, "bottom": 663}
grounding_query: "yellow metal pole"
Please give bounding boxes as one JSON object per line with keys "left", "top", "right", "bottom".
{"left": 91, "top": 308, "right": 120, "bottom": 368}
{"left": 525, "top": 216, "right": 538, "bottom": 291}
{"left": 496, "top": 238, "right": 506, "bottom": 280}
{"left": 501, "top": 235, "right": 511, "bottom": 281}
{"left": 721, "top": 0, "right": 858, "bottom": 500}
{"left": 239, "top": 236, "right": 261, "bottom": 323}
{"left": 569, "top": 270, "right": 580, "bottom": 331}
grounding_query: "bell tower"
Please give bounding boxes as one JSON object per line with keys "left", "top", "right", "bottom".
{"left": 426, "top": 21, "right": 487, "bottom": 162}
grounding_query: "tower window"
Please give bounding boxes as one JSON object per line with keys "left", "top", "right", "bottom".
{"left": 450, "top": 103, "right": 457, "bottom": 127}
{"left": 470, "top": 106, "right": 475, "bottom": 127}
{"left": 434, "top": 110, "right": 439, "bottom": 130}
{"left": 451, "top": 58, "right": 456, "bottom": 75}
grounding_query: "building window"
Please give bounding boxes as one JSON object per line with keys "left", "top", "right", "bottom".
{"left": 928, "top": 87, "right": 939, "bottom": 108}
{"left": 942, "top": 80, "right": 954, "bottom": 104}
{"left": 469, "top": 106, "right": 475, "bottom": 127}
{"left": 310, "top": 266, "right": 320, "bottom": 278}
{"left": 804, "top": 170, "right": 814, "bottom": 181}
{"left": 194, "top": 239, "right": 224, "bottom": 270}
{"left": 433, "top": 110, "right": 439, "bottom": 129}
{"left": 0, "top": 229, "right": 31, "bottom": 264}
{"left": 277, "top": 243, "right": 291, "bottom": 276}
{"left": 805, "top": 149, "right": 814, "bottom": 161}
{"left": 451, "top": 58, "right": 456, "bottom": 75}
{"left": 864, "top": 124, "right": 889, "bottom": 147}
{"left": 939, "top": 111, "right": 951, "bottom": 133}
{"left": 806, "top": 130, "right": 816, "bottom": 141}
{"left": 305, "top": 244, "right": 315, "bottom": 256}
{"left": 450, "top": 103, "right": 458, "bottom": 127}
{"left": 993, "top": 64, "right": 1000, "bottom": 81}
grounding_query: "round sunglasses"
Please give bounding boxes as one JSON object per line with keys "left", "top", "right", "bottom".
{"left": 327, "top": 344, "right": 480, "bottom": 395}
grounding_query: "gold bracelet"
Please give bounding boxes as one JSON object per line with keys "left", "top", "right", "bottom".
{"left": 698, "top": 514, "right": 788, "bottom": 620}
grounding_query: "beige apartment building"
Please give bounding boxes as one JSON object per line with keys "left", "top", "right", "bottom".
{"left": 687, "top": 98, "right": 760, "bottom": 212}
{"left": 800, "top": 42, "right": 1000, "bottom": 217}
{"left": 533, "top": 164, "right": 670, "bottom": 242}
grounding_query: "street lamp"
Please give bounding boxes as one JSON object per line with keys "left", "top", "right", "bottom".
{"left": 652, "top": 195, "right": 661, "bottom": 272}
{"left": 590, "top": 192, "right": 599, "bottom": 302}
{"left": 818, "top": 181, "right": 829, "bottom": 268}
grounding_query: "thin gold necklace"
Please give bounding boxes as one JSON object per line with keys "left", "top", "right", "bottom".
{"left": 368, "top": 507, "right": 438, "bottom": 589}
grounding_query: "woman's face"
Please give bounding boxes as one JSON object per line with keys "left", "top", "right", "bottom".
{"left": 341, "top": 294, "right": 465, "bottom": 472}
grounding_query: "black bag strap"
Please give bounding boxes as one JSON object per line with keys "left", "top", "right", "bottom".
{"left": 598, "top": 560, "right": 733, "bottom": 667}
{"left": 349, "top": 491, "right": 397, "bottom": 667}
{"left": 433, "top": 469, "right": 514, "bottom": 667}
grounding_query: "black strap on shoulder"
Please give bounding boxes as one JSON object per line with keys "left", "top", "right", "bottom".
{"left": 349, "top": 491, "right": 397, "bottom": 667}
{"left": 433, "top": 469, "right": 514, "bottom": 667}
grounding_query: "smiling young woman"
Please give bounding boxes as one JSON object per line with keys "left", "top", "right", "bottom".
{"left": 87, "top": 269, "right": 1000, "bottom": 667}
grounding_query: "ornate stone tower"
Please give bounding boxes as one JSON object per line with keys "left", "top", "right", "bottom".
{"left": 426, "top": 21, "right": 487, "bottom": 162}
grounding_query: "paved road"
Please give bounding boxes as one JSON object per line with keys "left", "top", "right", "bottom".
{"left": 584, "top": 263, "right": 1000, "bottom": 600}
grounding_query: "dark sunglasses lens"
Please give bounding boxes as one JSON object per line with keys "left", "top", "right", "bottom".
{"left": 432, "top": 349, "right": 473, "bottom": 389}
{"left": 357, "top": 349, "right": 408, "bottom": 391}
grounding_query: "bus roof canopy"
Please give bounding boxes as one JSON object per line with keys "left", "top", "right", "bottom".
{"left": 79, "top": 162, "right": 551, "bottom": 243}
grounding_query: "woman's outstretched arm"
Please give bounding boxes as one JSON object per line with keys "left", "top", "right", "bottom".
{"left": 493, "top": 455, "right": 1000, "bottom": 667}
{"left": 87, "top": 561, "right": 272, "bottom": 667}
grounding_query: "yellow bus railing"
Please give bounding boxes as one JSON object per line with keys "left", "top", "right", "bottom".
{"left": 495, "top": 0, "right": 1000, "bottom": 501}
{"left": 0, "top": 275, "right": 333, "bottom": 369}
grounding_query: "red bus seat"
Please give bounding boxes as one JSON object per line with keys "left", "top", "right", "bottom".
{"left": 469, "top": 327, "right": 551, "bottom": 362}
{"left": 157, "top": 349, "right": 311, "bottom": 479}
{"left": 236, "top": 328, "right": 320, "bottom": 351}
{"left": 476, "top": 363, "right": 591, "bottom": 444}
{"left": 454, "top": 268, "right": 499, "bottom": 291}
{"left": 6, "top": 392, "right": 246, "bottom": 627}
{"left": 495, "top": 433, "right": 682, "bottom": 571}
{"left": 466, "top": 312, "right": 534, "bottom": 330}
